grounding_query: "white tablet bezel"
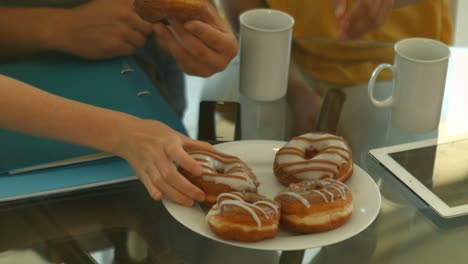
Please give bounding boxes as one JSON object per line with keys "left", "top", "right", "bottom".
{"left": 369, "top": 134, "right": 468, "bottom": 218}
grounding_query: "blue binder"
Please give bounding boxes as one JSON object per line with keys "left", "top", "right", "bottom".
{"left": 0, "top": 54, "right": 186, "bottom": 174}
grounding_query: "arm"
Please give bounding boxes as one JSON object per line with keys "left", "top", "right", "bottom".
{"left": 0, "top": 7, "right": 62, "bottom": 61}
{"left": 0, "top": 75, "right": 212, "bottom": 206}
{"left": 0, "top": 0, "right": 153, "bottom": 61}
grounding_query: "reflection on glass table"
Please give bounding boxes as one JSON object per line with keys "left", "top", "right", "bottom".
{"left": 2, "top": 42, "right": 468, "bottom": 264}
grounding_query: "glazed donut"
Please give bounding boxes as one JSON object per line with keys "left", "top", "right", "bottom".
{"left": 207, "top": 192, "right": 280, "bottom": 242}
{"left": 274, "top": 132, "right": 353, "bottom": 185}
{"left": 275, "top": 179, "right": 353, "bottom": 233}
{"left": 180, "top": 149, "right": 259, "bottom": 206}
{"left": 134, "top": 0, "right": 208, "bottom": 22}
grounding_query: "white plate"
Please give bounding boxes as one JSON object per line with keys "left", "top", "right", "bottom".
{"left": 163, "top": 140, "right": 381, "bottom": 251}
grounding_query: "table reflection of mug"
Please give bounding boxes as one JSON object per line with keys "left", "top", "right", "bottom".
{"left": 368, "top": 38, "right": 450, "bottom": 133}
{"left": 239, "top": 8, "right": 294, "bottom": 101}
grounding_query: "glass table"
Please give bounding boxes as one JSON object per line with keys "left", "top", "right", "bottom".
{"left": 1, "top": 41, "right": 468, "bottom": 264}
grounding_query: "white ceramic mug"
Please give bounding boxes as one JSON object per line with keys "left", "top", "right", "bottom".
{"left": 239, "top": 8, "right": 294, "bottom": 101}
{"left": 368, "top": 38, "right": 450, "bottom": 133}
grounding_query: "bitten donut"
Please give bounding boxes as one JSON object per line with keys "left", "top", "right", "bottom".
{"left": 180, "top": 149, "right": 259, "bottom": 206}
{"left": 207, "top": 192, "right": 280, "bottom": 242}
{"left": 274, "top": 132, "right": 353, "bottom": 185}
{"left": 134, "top": 0, "right": 208, "bottom": 22}
{"left": 275, "top": 179, "right": 353, "bottom": 233}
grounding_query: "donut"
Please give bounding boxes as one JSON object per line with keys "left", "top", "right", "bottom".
{"left": 206, "top": 192, "right": 281, "bottom": 242}
{"left": 274, "top": 132, "right": 353, "bottom": 185}
{"left": 275, "top": 179, "right": 353, "bottom": 233}
{"left": 134, "top": 0, "right": 208, "bottom": 23}
{"left": 180, "top": 149, "right": 260, "bottom": 206}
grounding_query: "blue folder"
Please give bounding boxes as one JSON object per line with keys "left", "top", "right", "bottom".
{"left": 0, "top": 54, "right": 185, "bottom": 174}
{"left": 0, "top": 157, "right": 138, "bottom": 202}
{"left": 0, "top": 54, "right": 185, "bottom": 201}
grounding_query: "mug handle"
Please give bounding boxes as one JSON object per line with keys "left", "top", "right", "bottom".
{"left": 368, "top": 63, "right": 394, "bottom": 107}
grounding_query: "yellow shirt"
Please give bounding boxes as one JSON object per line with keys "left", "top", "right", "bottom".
{"left": 267, "top": 0, "right": 453, "bottom": 84}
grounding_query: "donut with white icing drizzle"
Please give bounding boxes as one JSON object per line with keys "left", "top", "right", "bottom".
{"left": 275, "top": 179, "right": 353, "bottom": 233}
{"left": 206, "top": 192, "right": 281, "bottom": 242}
{"left": 179, "top": 149, "right": 260, "bottom": 206}
{"left": 274, "top": 132, "right": 353, "bottom": 185}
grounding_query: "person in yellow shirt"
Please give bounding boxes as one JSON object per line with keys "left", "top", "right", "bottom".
{"left": 222, "top": 0, "right": 453, "bottom": 134}
{"left": 270, "top": 0, "right": 453, "bottom": 85}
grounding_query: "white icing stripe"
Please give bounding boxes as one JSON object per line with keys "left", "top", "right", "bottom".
{"left": 202, "top": 175, "right": 255, "bottom": 191}
{"left": 334, "top": 180, "right": 351, "bottom": 191}
{"left": 219, "top": 200, "right": 262, "bottom": 227}
{"left": 322, "top": 189, "right": 334, "bottom": 202}
{"left": 191, "top": 151, "right": 245, "bottom": 165}
{"left": 278, "top": 192, "right": 311, "bottom": 208}
{"left": 248, "top": 203, "right": 270, "bottom": 219}
{"left": 217, "top": 193, "right": 243, "bottom": 202}
{"left": 312, "top": 190, "right": 328, "bottom": 203}
{"left": 329, "top": 185, "right": 347, "bottom": 200}
{"left": 254, "top": 201, "right": 279, "bottom": 214}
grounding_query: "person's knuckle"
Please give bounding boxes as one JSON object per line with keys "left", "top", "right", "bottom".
{"left": 189, "top": 46, "right": 207, "bottom": 58}
{"left": 133, "top": 35, "right": 146, "bottom": 47}
{"left": 228, "top": 45, "right": 239, "bottom": 58}
{"left": 116, "top": 8, "right": 132, "bottom": 21}
{"left": 148, "top": 188, "right": 159, "bottom": 199}
{"left": 152, "top": 176, "right": 163, "bottom": 186}
{"left": 164, "top": 142, "right": 178, "bottom": 153}
{"left": 121, "top": 45, "right": 136, "bottom": 55}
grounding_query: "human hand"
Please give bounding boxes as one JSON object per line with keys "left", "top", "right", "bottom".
{"left": 52, "top": 0, "right": 153, "bottom": 59}
{"left": 115, "top": 118, "right": 214, "bottom": 206}
{"left": 333, "top": 0, "right": 394, "bottom": 40}
{"left": 153, "top": 4, "right": 238, "bottom": 77}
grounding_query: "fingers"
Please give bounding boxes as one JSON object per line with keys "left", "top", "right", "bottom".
{"left": 185, "top": 139, "right": 215, "bottom": 152}
{"left": 169, "top": 19, "right": 217, "bottom": 57}
{"left": 338, "top": 0, "right": 393, "bottom": 40}
{"left": 154, "top": 148, "right": 205, "bottom": 203}
{"left": 133, "top": 151, "right": 204, "bottom": 206}
{"left": 153, "top": 4, "right": 238, "bottom": 77}
{"left": 333, "top": 0, "right": 348, "bottom": 18}
{"left": 135, "top": 166, "right": 162, "bottom": 200}
{"left": 125, "top": 29, "right": 147, "bottom": 48}
{"left": 154, "top": 22, "right": 215, "bottom": 76}
{"left": 168, "top": 144, "right": 202, "bottom": 176}
{"left": 184, "top": 20, "right": 238, "bottom": 58}
{"left": 154, "top": 173, "right": 197, "bottom": 206}
{"left": 170, "top": 19, "right": 234, "bottom": 73}
{"left": 128, "top": 12, "right": 153, "bottom": 35}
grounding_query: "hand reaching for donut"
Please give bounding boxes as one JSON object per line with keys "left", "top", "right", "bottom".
{"left": 153, "top": 4, "right": 238, "bottom": 77}
{"left": 115, "top": 118, "right": 214, "bottom": 206}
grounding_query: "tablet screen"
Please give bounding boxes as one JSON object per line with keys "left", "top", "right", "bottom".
{"left": 389, "top": 139, "right": 468, "bottom": 207}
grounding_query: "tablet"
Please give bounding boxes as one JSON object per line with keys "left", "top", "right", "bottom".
{"left": 369, "top": 134, "right": 468, "bottom": 218}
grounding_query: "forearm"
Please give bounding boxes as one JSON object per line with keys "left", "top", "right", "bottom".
{"left": 0, "top": 75, "right": 136, "bottom": 155}
{"left": 0, "top": 8, "right": 66, "bottom": 61}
